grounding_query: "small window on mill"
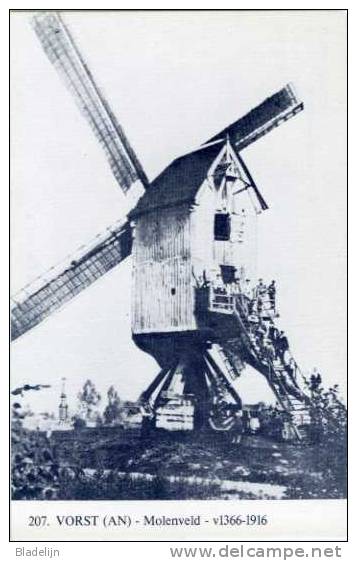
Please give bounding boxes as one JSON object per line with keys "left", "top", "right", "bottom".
{"left": 214, "top": 213, "right": 231, "bottom": 241}
{"left": 220, "top": 265, "right": 236, "bottom": 284}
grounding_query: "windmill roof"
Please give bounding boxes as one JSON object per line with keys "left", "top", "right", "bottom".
{"left": 130, "top": 140, "right": 225, "bottom": 217}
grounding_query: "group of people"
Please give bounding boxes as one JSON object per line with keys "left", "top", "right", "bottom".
{"left": 250, "top": 317, "right": 291, "bottom": 367}
{"left": 194, "top": 270, "right": 307, "bottom": 422}
{"left": 236, "top": 279, "right": 286, "bottom": 361}
{"left": 244, "top": 278, "right": 277, "bottom": 316}
{"left": 196, "top": 272, "right": 277, "bottom": 317}
{"left": 196, "top": 270, "right": 298, "bottom": 381}
{"left": 238, "top": 280, "right": 303, "bottom": 395}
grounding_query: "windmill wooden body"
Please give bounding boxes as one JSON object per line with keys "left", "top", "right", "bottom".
{"left": 11, "top": 13, "right": 310, "bottom": 440}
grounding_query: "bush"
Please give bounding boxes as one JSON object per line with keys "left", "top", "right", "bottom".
{"left": 11, "top": 424, "right": 59, "bottom": 500}
{"left": 285, "top": 378, "right": 347, "bottom": 499}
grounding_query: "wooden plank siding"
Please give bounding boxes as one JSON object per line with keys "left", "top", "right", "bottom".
{"left": 191, "top": 176, "right": 244, "bottom": 282}
{"left": 130, "top": 141, "right": 259, "bottom": 336}
{"left": 132, "top": 204, "right": 195, "bottom": 334}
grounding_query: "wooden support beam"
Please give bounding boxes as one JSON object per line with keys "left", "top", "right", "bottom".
{"left": 139, "top": 365, "right": 173, "bottom": 403}
{"left": 204, "top": 351, "right": 242, "bottom": 406}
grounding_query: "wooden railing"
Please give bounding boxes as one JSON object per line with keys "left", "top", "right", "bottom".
{"left": 209, "top": 289, "right": 235, "bottom": 313}
{"left": 195, "top": 286, "right": 236, "bottom": 314}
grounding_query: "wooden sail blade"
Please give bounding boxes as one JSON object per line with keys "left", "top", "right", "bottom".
{"left": 31, "top": 12, "right": 148, "bottom": 195}
{"left": 207, "top": 83, "right": 303, "bottom": 152}
{"left": 11, "top": 221, "right": 132, "bottom": 341}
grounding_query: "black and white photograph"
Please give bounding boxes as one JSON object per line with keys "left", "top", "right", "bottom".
{"left": 10, "top": 9, "right": 347, "bottom": 540}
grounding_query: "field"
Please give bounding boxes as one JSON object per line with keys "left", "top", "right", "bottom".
{"left": 11, "top": 424, "right": 347, "bottom": 501}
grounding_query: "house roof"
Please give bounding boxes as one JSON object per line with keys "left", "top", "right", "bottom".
{"left": 130, "top": 140, "right": 225, "bottom": 218}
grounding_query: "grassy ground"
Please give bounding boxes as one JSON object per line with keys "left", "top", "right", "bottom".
{"left": 49, "top": 429, "right": 346, "bottom": 500}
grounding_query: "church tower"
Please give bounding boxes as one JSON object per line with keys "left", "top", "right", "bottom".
{"left": 58, "top": 377, "right": 69, "bottom": 424}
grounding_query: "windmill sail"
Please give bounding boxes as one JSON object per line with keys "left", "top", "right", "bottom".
{"left": 32, "top": 12, "right": 148, "bottom": 194}
{"left": 207, "top": 83, "right": 303, "bottom": 152}
{"left": 11, "top": 220, "right": 132, "bottom": 341}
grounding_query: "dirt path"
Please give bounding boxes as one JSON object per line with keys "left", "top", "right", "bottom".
{"left": 84, "top": 468, "right": 287, "bottom": 499}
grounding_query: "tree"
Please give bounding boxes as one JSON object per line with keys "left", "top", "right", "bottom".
{"left": 307, "top": 374, "right": 347, "bottom": 445}
{"left": 77, "top": 380, "right": 101, "bottom": 422}
{"left": 103, "top": 386, "right": 121, "bottom": 425}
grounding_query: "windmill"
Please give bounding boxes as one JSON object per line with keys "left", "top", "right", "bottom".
{"left": 11, "top": 12, "right": 310, "bottom": 440}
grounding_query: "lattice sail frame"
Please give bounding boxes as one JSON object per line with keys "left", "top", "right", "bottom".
{"left": 32, "top": 12, "right": 148, "bottom": 194}
{"left": 208, "top": 83, "right": 303, "bottom": 152}
{"left": 11, "top": 221, "right": 132, "bottom": 341}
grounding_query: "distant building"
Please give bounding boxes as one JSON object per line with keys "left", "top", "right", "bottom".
{"left": 58, "top": 377, "right": 69, "bottom": 424}
{"left": 19, "top": 379, "right": 73, "bottom": 434}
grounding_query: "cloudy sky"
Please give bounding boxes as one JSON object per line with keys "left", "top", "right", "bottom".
{"left": 10, "top": 10, "right": 346, "bottom": 415}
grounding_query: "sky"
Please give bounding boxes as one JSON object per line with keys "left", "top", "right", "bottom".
{"left": 10, "top": 10, "right": 346, "bottom": 416}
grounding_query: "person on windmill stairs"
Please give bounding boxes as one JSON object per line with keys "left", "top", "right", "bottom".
{"left": 268, "top": 280, "right": 276, "bottom": 314}
{"left": 276, "top": 330, "right": 289, "bottom": 363}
